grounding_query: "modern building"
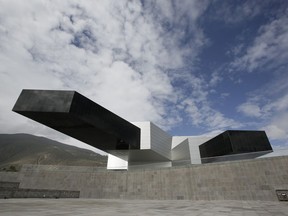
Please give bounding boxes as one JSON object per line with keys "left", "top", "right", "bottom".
{"left": 199, "top": 130, "right": 272, "bottom": 164}
{"left": 13, "top": 89, "right": 273, "bottom": 170}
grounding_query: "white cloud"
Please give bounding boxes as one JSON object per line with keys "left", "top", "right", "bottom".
{"left": 263, "top": 124, "right": 288, "bottom": 140}
{"left": 1, "top": 0, "right": 224, "bottom": 150}
{"left": 237, "top": 81, "right": 288, "bottom": 120}
{"left": 261, "top": 112, "right": 288, "bottom": 144}
{"left": 225, "top": 6, "right": 288, "bottom": 147}
{"left": 220, "top": 93, "right": 230, "bottom": 99}
{"left": 0, "top": 1, "right": 178, "bottom": 119}
{"left": 236, "top": 73, "right": 288, "bottom": 146}
{"left": 226, "top": 44, "right": 244, "bottom": 57}
{"left": 263, "top": 94, "right": 288, "bottom": 113}
{"left": 211, "top": 0, "right": 288, "bottom": 26}
{"left": 2, "top": 0, "right": 268, "bottom": 152}
{"left": 231, "top": 10, "right": 288, "bottom": 72}
{"left": 182, "top": 97, "right": 241, "bottom": 130}
{"left": 263, "top": 94, "right": 288, "bottom": 142}
{"left": 237, "top": 102, "right": 262, "bottom": 118}
{"left": 209, "top": 72, "right": 222, "bottom": 87}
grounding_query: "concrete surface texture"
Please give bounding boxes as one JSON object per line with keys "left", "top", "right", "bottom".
{"left": 0, "top": 199, "right": 288, "bottom": 216}
{"left": 0, "top": 181, "right": 80, "bottom": 199}
{"left": 0, "top": 156, "right": 287, "bottom": 201}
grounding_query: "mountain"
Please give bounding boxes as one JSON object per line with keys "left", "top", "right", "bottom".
{"left": 0, "top": 134, "right": 107, "bottom": 171}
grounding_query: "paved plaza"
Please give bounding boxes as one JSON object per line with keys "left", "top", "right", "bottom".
{"left": 0, "top": 199, "right": 287, "bottom": 216}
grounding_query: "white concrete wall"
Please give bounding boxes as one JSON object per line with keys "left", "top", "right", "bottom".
{"left": 132, "top": 122, "right": 172, "bottom": 160}
{"left": 171, "top": 138, "right": 190, "bottom": 161}
{"left": 107, "top": 154, "right": 128, "bottom": 170}
{"left": 172, "top": 136, "right": 188, "bottom": 149}
{"left": 132, "top": 122, "right": 151, "bottom": 149}
{"left": 171, "top": 136, "right": 212, "bottom": 165}
{"left": 108, "top": 122, "right": 212, "bottom": 169}
{"left": 128, "top": 161, "right": 172, "bottom": 170}
{"left": 108, "top": 122, "right": 172, "bottom": 169}
{"left": 188, "top": 136, "right": 213, "bottom": 164}
{"left": 150, "top": 123, "right": 172, "bottom": 160}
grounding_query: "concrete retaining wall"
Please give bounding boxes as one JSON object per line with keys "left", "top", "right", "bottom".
{"left": 0, "top": 180, "right": 80, "bottom": 199}
{"left": 0, "top": 187, "right": 80, "bottom": 199}
{"left": 0, "top": 156, "right": 287, "bottom": 200}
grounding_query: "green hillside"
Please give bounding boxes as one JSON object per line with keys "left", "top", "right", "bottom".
{"left": 0, "top": 134, "right": 107, "bottom": 171}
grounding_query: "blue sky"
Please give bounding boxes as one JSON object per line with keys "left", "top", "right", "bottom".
{"left": 0, "top": 0, "right": 288, "bottom": 152}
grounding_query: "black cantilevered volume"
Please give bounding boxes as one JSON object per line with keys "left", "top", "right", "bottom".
{"left": 199, "top": 130, "right": 272, "bottom": 161}
{"left": 12, "top": 89, "right": 141, "bottom": 152}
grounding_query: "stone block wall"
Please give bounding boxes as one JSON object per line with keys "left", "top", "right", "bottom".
{"left": 0, "top": 180, "right": 80, "bottom": 199}
{"left": 0, "top": 156, "right": 287, "bottom": 200}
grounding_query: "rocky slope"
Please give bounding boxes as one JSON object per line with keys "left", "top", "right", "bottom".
{"left": 0, "top": 134, "right": 107, "bottom": 171}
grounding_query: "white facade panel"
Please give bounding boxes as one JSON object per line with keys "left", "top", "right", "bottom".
{"left": 108, "top": 121, "right": 213, "bottom": 169}
{"left": 132, "top": 122, "right": 151, "bottom": 149}
{"left": 107, "top": 154, "right": 128, "bottom": 170}
{"left": 132, "top": 122, "right": 171, "bottom": 160}
{"left": 150, "top": 123, "right": 172, "bottom": 160}
{"left": 171, "top": 138, "right": 190, "bottom": 161}
{"left": 128, "top": 161, "right": 172, "bottom": 170}
{"left": 188, "top": 136, "right": 213, "bottom": 164}
{"left": 172, "top": 136, "right": 188, "bottom": 148}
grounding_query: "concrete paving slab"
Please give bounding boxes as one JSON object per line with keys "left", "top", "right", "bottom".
{"left": 0, "top": 199, "right": 287, "bottom": 216}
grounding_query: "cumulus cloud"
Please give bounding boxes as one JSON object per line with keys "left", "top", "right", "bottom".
{"left": 231, "top": 9, "right": 288, "bottom": 72}
{"left": 262, "top": 101, "right": 288, "bottom": 142}
{"left": 222, "top": 4, "right": 288, "bottom": 147}
{"left": 2, "top": 0, "right": 237, "bottom": 150}
{"left": 263, "top": 124, "right": 288, "bottom": 140}
{"left": 236, "top": 73, "right": 288, "bottom": 145}
{"left": 182, "top": 94, "right": 241, "bottom": 130}
{"left": 209, "top": 0, "right": 287, "bottom": 24}
{"left": 237, "top": 102, "right": 262, "bottom": 118}
{"left": 4, "top": 0, "right": 275, "bottom": 152}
